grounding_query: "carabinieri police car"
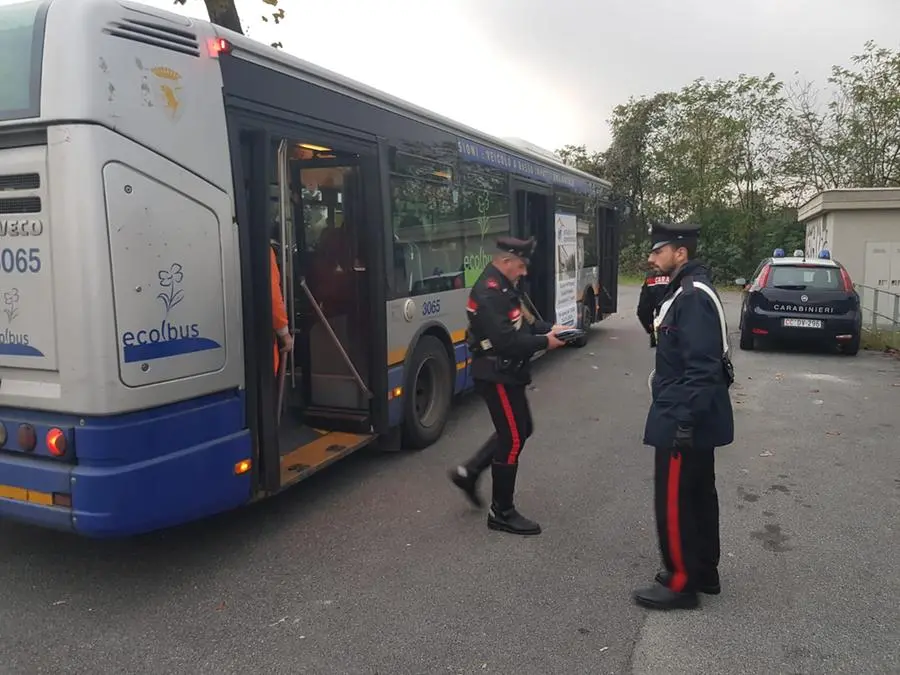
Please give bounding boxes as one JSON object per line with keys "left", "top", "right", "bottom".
{"left": 737, "top": 248, "right": 862, "bottom": 355}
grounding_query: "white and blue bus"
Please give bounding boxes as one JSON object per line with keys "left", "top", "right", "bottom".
{"left": 0, "top": 0, "right": 619, "bottom": 537}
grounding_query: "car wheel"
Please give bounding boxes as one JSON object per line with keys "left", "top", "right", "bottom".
{"left": 739, "top": 323, "right": 754, "bottom": 351}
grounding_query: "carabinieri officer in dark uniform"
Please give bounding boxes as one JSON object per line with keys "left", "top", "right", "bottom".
{"left": 633, "top": 222, "right": 735, "bottom": 610}
{"left": 449, "top": 236, "right": 566, "bottom": 535}
{"left": 636, "top": 266, "right": 671, "bottom": 347}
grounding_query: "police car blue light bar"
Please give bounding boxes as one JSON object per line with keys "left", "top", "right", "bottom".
{"left": 773, "top": 248, "right": 785, "bottom": 257}
{"left": 818, "top": 249, "right": 831, "bottom": 259}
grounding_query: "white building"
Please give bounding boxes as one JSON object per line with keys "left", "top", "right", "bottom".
{"left": 799, "top": 187, "right": 900, "bottom": 288}
{"left": 799, "top": 188, "right": 900, "bottom": 329}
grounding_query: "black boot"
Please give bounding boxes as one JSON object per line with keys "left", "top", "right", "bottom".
{"left": 448, "top": 435, "right": 497, "bottom": 508}
{"left": 654, "top": 568, "right": 721, "bottom": 595}
{"left": 449, "top": 466, "right": 483, "bottom": 508}
{"left": 487, "top": 463, "right": 541, "bottom": 535}
{"left": 632, "top": 582, "right": 699, "bottom": 610}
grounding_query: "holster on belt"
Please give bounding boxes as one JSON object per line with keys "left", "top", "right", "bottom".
{"left": 480, "top": 353, "right": 523, "bottom": 375}
{"left": 468, "top": 332, "right": 523, "bottom": 375}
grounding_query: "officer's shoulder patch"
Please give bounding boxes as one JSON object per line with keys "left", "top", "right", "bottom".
{"left": 486, "top": 278, "right": 499, "bottom": 289}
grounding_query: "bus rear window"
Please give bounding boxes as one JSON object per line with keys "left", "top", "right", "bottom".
{"left": 0, "top": 0, "right": 47, "bottom": 122}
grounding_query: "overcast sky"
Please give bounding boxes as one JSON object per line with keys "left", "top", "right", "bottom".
{"left": 145, "top": 0, "right": 900, "bottom": 153}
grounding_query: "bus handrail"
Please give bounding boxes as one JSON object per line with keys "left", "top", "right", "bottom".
{"left": 299, "top": 277, "right": 373, "bottom": 400}
{"left": 275, "top": 347, "right": 288, "bottom": 425}
{"left": 520, "top": 289, "right": 544, "bottom": 324}
{"left": 276, "top": 139, "right": 297, "bottom": 391}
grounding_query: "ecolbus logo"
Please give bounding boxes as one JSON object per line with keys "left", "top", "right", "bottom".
{"left": 121, "top": 263, "right": 221, "bottom": 363}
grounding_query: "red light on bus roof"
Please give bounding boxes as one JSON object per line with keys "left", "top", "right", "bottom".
{"left": 209, "top": 38, "right": 232, "bottom": 57}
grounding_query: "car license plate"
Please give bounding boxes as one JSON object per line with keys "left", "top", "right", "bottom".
{"left": 782, "top": 318, "right": 823, "bottom": 329}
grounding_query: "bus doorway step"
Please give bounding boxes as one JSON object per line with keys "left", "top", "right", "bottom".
{"left": 278, "top": 424, "right": 325, "bottom": 456}
{"left": 303, "top": 406, "right": 371, "bottom": 435}
{"left": 279, "top": 429, "right": 376, "bottom": 489}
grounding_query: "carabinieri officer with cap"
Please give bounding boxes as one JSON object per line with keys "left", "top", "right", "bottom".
{"left": 449, "top": 236, "right": 567, "bottom": 535}
{"left": 633, "top": 221, "right": 735, "bottom": 610}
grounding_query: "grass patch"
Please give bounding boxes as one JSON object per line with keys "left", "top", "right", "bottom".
{"left": 618, "top": 274, "right": 644, "bottom": 286}
{"left": 617, "top": 273, "right": 743, "bottom": 294}
{"left": 861, "top": 327, "right": 900, "bottom": 353}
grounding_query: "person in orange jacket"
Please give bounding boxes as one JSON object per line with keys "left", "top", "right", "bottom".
{"left": 271, "top": 246, "right": 292, "bottom": 374}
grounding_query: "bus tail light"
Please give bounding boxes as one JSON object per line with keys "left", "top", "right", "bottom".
{"left": 46, "top": 428, "right": 67, "bottom": 457}
{"left": 17, "top": 424, "right": 36, "bottom": 452}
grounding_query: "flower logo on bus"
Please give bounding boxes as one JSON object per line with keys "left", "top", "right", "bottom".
{"left": 3, "top": 288, "right": 20, "bottom": 323}
{"left": 121, "top": 263, "right": 221, "bottom": 363}
{"left": 158, "top": 263, "right": 185, "bottom": 314}
{"left": 0, "top": 287, "right": 44, "bottom": 358}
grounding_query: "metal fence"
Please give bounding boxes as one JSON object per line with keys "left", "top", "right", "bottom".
{"left": 856, "top": 283, "right": 900, "bottom": 349}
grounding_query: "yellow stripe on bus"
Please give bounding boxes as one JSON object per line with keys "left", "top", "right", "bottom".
{"left": 387, "top": 329, "right": 467, "bottom": 367}
{"left": 0, "top": 484, "right": 54, "bottom": 506}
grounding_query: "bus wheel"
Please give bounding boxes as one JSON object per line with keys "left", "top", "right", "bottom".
{"left": 572, "top": 304, "right": 591, "bottom": 348}
{"left": 402, "top": 335, "right": 453, "bottom": 450}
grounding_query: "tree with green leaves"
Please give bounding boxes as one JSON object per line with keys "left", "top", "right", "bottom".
{"left": 557, "top": 41, "right": 899, "bottom": 282}
{"left": 604, "top": 93, "right": 671, "bottom": 244}
{"left": 556, "top": 144, "right": 605, "bottom": 177}
{"left": 783, "top": 40, "right": 900, "bottom": 201}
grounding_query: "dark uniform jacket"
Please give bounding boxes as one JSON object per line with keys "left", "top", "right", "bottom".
{"left": 466, "top": 263, "right": 552, "bottom": 385}
{"left": 636, "top": 271, "right": 670, "bottom": 335}
{"left": 643, "top": 260, "right": 734, "bottom": 450}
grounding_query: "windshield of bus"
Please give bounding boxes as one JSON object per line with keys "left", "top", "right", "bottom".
{"left": 0, "top": 0, "right": 47, "bottom": 122}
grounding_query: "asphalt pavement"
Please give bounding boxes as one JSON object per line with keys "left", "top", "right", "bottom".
{"left": 1, "top": 285, "right": 898, "bottom": 675}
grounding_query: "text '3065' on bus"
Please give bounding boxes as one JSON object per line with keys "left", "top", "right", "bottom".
{"left": 0, "top": 0, "right": 619, "bottom": 537}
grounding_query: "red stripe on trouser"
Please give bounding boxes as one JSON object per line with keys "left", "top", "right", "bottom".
{"left": 666, "top": 452, "right": 688, "bottom": 592}
{"left": 495, "top": 383, "right": 522, "bottom": 464}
